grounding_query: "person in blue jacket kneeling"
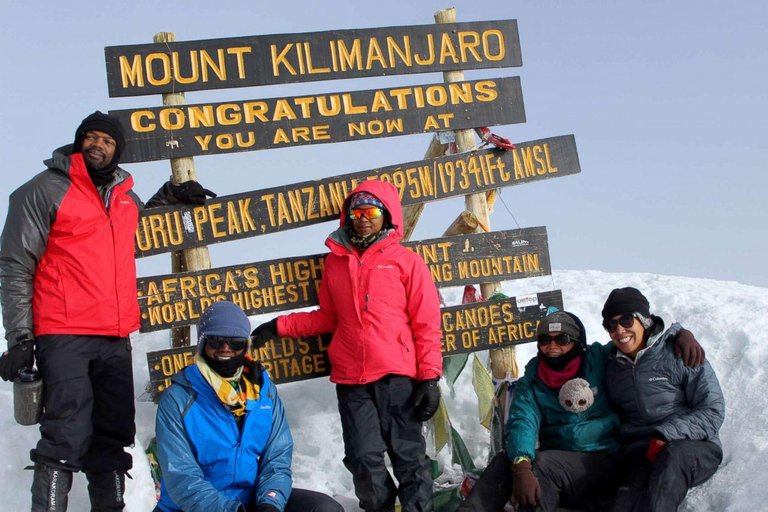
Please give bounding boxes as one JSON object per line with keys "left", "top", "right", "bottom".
{"left": 154, "top": 301, "right": 342, "bottom": 512}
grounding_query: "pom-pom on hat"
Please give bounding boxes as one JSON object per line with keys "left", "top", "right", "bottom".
{"left": 536, "top": 311, "right": 581, "bottom": 341}
{"left": 601, "top": 287, "right": 651, "bottom": 320}
{"left": 197, "top": 301, "right": 251, "bottom": 352}
{"left": 348, "top": 191, "right": 385, "bottom": 210}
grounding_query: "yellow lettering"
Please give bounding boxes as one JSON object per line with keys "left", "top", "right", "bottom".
{"left": 119, "top": 55, "right": 144, "bottom": 88}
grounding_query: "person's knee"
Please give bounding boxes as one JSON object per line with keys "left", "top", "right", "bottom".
{"left": 344, "top": 449, "right": 387, "bottom": 471}
{"left": 316, "top": 498, "right": 344, "bottom": 512}
{"left": 532, "top": 451, "right": 559, "bottom": 480}
{"left": 653, "top": 441, "right": 690, "bottom": 473}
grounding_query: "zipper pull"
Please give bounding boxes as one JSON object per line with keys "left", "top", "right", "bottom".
{"left": 365, "top": 293, "right": 370, "bottom": 311}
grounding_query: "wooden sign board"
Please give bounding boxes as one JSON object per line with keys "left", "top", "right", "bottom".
{"left": 105, "top": 20, "right": 522, "bottom": 97}
{"left": 135, "top": 135, "right": 579, "bottom": 258}
{"left": 146, "top": 290, "right": 563, "bottom": 398}
{"left": 109, "top": 76, "right": 525, "bottom": 163}
{"left": 138, "top": 227, "right": 551, "bottom": 332}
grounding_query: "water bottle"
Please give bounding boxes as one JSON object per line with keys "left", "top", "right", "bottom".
{"left": 14, "top": 367, "right": 43, "bottom": 426}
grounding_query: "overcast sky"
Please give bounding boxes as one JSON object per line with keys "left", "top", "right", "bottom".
{"left": 1, "top": 0, "right": 765, "bottom": 289}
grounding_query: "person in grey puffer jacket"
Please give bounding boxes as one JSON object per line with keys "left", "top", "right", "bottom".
{"left": 602, "top": 287, "right": 725, "bottom": 512}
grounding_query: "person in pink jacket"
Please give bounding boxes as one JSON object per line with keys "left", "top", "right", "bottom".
{"left": 251, "top": 180, "right": 442, "bottom": 512}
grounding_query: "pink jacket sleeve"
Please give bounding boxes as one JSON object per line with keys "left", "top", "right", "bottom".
{"left": 277, "top": 267, "right": 338, "bottom": 338}
{"left": 405, "top": 256, "right": 443, "bottom": 381}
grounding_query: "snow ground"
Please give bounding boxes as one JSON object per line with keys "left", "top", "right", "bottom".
{"left": 1, "top": 269, "right": 766, "bottom": 511}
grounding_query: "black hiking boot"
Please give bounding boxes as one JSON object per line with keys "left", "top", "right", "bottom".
{"left": 86, "top": 470, "right": 126, "bottom": 511}
{"left": 31, "top": 463, "right": 73, "bottom": 512}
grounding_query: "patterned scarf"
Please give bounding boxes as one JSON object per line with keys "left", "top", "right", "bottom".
{"left": 195, "top": 354, "right": 260, "bottom": 417}
{"left": 348, "top": 227, "right": 393, "bottom": 250}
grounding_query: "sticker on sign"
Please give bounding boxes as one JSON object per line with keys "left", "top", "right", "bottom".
{"left": 516, "top": 294, "right": 539, "bottom": 309}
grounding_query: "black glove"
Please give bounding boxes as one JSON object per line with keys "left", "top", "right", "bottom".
{"left": 250, "top": 319, "right": 279, "bottom": 349}
{"left": 254, "top": 504, "right": 280, "bottom": 512}
{"left": 412, "top": 378, "right": 441, "bottom": 421}
{"left": 167, "top": 181, "right": 217, "bottom": 206}
{"left": 511, "top": 459, "right": 541, "bottom": 507}
{"left": 674, "top": 329, "right": 705, "bottom": 367}
{"left": 0, "top": 339, "right": 35, "bottom": 382}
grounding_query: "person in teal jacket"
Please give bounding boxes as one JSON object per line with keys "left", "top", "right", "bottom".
{"left": 457, "top": 310, "right": 622, "bottom": 512}
{"left": 457, "top": 309, "right": 704, "bottom": 512}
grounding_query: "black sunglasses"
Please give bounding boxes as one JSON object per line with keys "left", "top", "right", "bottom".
{"left": 602, "top": 313, "right": 637, "bottom": 333}
{"left": 537, "top": 333, "right": 573, "bottom": 346}
{"left": 205, "top": 336, "right": 248, "bottom": 351}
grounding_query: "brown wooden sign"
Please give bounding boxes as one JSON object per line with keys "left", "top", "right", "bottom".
{"left": 109, "top": 76, "right": 525, "bottom": 163}
{"left": 146, "top": 290, "right": 563, "bottom": 397}
{"left": 138, "top": 227, "right": 551, "bottom": 332}
{"left": 135, "top": 136, "right": 579, "bottom": 258}
{"left": 105, "top": 20, "right": 522, "bottom": 97}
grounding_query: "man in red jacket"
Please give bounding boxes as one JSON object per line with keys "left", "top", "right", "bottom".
{"left": 0, "top": 111, "right": 214, "bottom": 511}
{"left": 251, "top": 181, "right": 442, "bottom": 512}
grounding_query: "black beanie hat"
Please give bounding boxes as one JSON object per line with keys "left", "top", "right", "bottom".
{"left": 73, "top": 111, "right": 126, "bottom": 157}
{"left": 601, "top": 287, "right": 651, "bottom": 320}
{"left": 536, "top": 311, "right": 582, "bottom": 341}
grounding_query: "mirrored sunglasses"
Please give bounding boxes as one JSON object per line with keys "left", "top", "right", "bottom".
{"left": 602, "top": 313, "right": 637, "bottom": 333}
{"left": 537, "top": 333, "right": 573, "bottom": 346}
{"left": 349, "top": 207, "right": 384, "bottom": 220}
{"left": 205, "top": 336, "right": 248, "bottom": 351}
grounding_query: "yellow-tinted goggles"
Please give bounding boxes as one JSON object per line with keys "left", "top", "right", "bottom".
{"left": 349, "top": 207, "right": 384, "bottom": 220}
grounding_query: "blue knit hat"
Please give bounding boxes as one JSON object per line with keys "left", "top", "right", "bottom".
{"left": 197, "top": 301, "right": 251, "bottom": 352}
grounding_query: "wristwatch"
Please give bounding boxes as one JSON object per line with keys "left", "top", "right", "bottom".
{"left": 512, "top": 456, "right": 531, "bottom": 465}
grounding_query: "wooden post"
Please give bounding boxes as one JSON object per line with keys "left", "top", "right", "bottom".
{"left": 442, "top": 211, "right": 478, "bottom": 237}
{"left": 432, "top": 9, "right": 518, "bottom": 380}
{"left": 154, "top": 32, "right": 213, "bottom": 348}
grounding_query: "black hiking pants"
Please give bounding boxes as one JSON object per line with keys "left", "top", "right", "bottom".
{"left": 457, "top": 450, "right": 621, "bottom": 512}
{"left": 336, "top": 374, "right": 433, "bottom": 512}
{"left": 154, "top": 488, "right": 344, "bottom": 512}
{"left": 245, "top": 488, "right": 344, "bottom": 512}
{"left": 32, "top": 334, "right": 135, "bottom": 473}
{"left": 607, "top": 440, "right": 722, "bottom": 512}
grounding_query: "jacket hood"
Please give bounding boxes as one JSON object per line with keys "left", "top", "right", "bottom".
{"left": 45, "top": 144, "right": 77, "bottom": 173}
{"left": 339, "top": 180, "right": 404, "bottom": 240}
{"left": 45, "top": 144, "right": 132, "bottom": 185}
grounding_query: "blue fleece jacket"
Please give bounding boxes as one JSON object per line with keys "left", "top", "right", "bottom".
{"left": 155, "top": 364, "right": 293, "bottom": 512}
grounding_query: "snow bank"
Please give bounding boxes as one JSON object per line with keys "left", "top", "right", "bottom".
{"left": 1, "top": 270, "right": 765, "bottom": 511}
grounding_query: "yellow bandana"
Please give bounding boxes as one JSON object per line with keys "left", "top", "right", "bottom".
{"left": 195, "top": 354, "right": 260, "bottom": 417}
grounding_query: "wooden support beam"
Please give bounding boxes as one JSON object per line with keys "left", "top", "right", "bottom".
{"left": 154, "top": 32, "right": 213, "bottom": 348}
{"left": 433, "top": 9, "right": 517, "bottom": 380}
{"left": 442, "top": 211, "right": 478, "bottom": 237}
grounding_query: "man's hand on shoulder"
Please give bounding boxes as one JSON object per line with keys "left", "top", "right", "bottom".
{"left": 674, "top": 329, "right": 706, "bottom": 367}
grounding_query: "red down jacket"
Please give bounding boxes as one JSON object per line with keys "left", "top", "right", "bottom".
{"left": 277, "top": 180, "right": 443, "bottom": 385}
{"left": 0, "top": 147, "right": 141, "bottom": 341}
